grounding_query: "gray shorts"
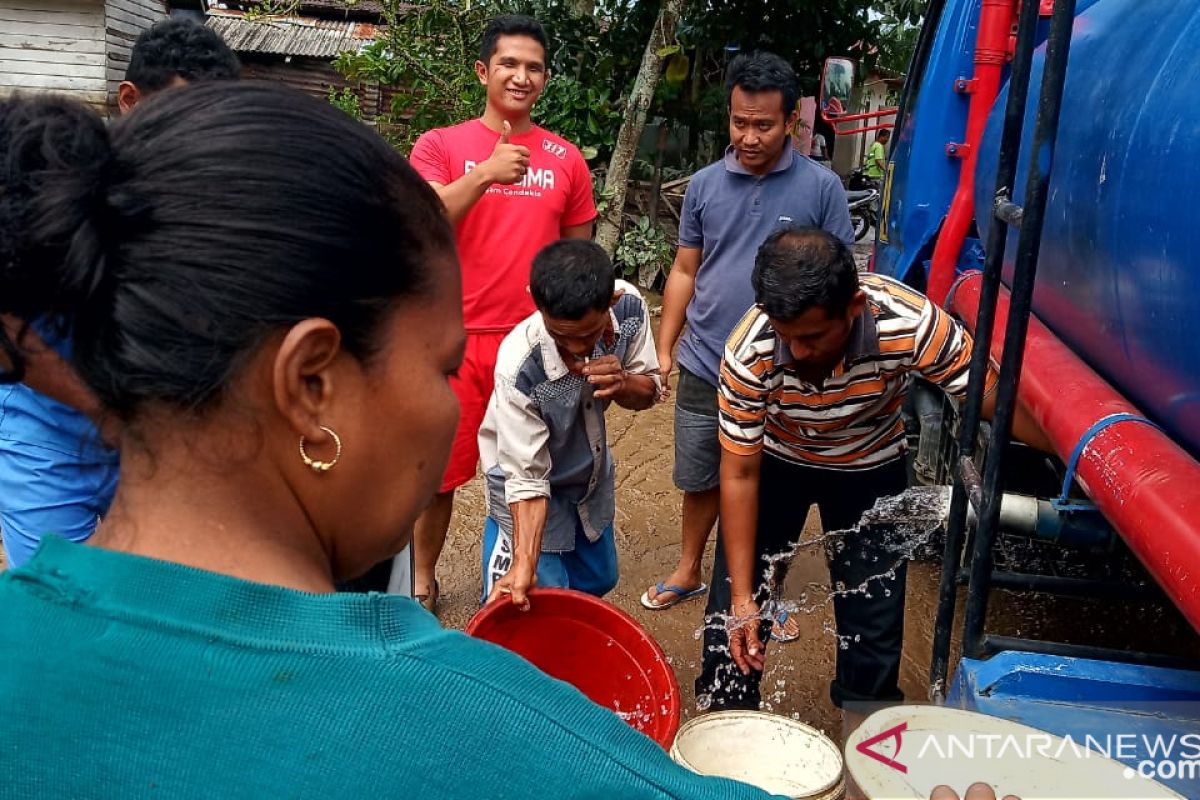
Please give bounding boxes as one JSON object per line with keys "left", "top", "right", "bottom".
{"left": 672, "top": 366, "right": 721, "bottom": 493}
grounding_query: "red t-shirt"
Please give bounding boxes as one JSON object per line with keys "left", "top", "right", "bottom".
{"left": 409, "top": 119, "right": 598, "bottom": 333}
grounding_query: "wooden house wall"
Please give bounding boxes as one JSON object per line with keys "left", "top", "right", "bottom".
{"left": 0, "top": 0, "right": 108, "bottom": 109}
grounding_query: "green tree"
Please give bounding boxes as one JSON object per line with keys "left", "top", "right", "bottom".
{"left": 328, "top": 0, "right": 925, "bottom": 282}
{"left": 639, "top": 0, "right": 924, "bottom": 169}
{"left": 333, "top": 0, "right": 500, "bottom": 151}
{"left": 873, "top": 0, "right": 928, "bottom": 76}
{"left": 333, "top": 0, "right": 651, "bottom": 159}
{"left": 595, "top": 0, "right": 687, "bottom": 256}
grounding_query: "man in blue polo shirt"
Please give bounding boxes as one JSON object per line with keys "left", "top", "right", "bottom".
{"left": 0, "top": 19, "right": 240, "bottom": 568}
{"left": 642, "top": 51, "right": 854, "bottom": 620}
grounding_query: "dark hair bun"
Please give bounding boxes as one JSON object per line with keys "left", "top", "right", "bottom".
{"left": 1, "top": 94, "right": 113, "bottom": 376}
{"left": 2, "top": 82, "right": 449, "bottom": 419}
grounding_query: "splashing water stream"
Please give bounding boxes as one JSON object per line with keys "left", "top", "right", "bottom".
{"left": 694, "top": 486, "right": 952, "bottom": 710}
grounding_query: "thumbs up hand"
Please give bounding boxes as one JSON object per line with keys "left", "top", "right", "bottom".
{"left": 479, "top": 120, "right": 531, "bottom": 186}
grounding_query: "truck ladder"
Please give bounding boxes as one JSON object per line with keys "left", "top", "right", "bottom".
{"left": 928, "top": 0, "right": 1078, "bottom": 700}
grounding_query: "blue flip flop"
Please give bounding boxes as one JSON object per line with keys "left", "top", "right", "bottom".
{"left": 640, "top": 581, "right": 708, "bottom": 610}
{"left": 771, "top": 609, "right": 801, "bottom": 642}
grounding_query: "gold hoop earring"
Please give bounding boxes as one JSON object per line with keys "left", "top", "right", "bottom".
{"left": 299, "top": 426, "right": 342, "bottom": 473}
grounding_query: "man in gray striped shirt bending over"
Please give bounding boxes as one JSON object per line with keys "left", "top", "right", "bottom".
{"left": 479, "top": 240, "right": 660, "bottom": 609}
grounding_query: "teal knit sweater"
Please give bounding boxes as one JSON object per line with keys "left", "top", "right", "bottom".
{"left": 0, "top": 537, "right": 778, "bottom": 798}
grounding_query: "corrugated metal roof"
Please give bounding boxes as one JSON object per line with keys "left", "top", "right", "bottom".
{"left": 206, "top": 10, "right": 379, "bottom": 59}
{"left": 297, "top": 0, "right": 391, "bottom": 15}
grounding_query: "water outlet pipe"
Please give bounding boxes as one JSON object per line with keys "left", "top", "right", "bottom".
{"left": 951, "top": 272, "right": 1200, "bottom": 632}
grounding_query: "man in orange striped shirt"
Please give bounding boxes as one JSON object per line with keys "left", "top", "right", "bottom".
{"left": 697, "top": 226, "right": 1043, "bottom": 715}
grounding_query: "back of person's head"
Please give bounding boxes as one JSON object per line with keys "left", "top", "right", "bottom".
{"left": 725, "top": 51, "right": 799, "bottom": 117}
{"left": 530, "top": 239, "right": 615, "bottom": 320}
{"left": 752, "top": 226, "right": 858, "bottom": 320}
{"left": 0, "top": 82, "right": 450, "bottom": 421}
{"left": 126, "top": 17, "right": 240, "bottom": 92}
{"left": 479, "top": 15, "right": 548, "bottom": 65}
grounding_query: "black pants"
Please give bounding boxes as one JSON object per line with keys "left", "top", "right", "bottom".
{"left": 696, "top": 454, "right": 909, "bottom": 710}
{"left": 337, "top": 558, "right": 393, "bottom": 593}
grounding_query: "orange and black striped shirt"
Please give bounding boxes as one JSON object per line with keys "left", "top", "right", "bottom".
{"left": 718, "top": 273, "right": 997, "bottom": 470}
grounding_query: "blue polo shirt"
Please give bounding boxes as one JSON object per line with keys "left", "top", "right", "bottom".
{"left": 676, "top": 144, "right": 855, "bottom": 387}
{"left": 0, "top": 321, "right": 118, "bottom": 567}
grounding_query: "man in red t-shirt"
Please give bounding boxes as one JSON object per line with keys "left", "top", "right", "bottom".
{"left": 407, "top": 14, "right": 597, "bottom": 611}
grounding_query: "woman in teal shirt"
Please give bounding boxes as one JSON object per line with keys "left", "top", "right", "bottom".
{"left": 0, "top": 84, "right": 994, "bottom": 800}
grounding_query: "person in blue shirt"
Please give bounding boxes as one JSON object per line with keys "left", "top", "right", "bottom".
{"left": 0, "top": 17, "right": 239, "bottom": 568}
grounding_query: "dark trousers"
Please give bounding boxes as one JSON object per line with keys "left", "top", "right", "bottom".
{"left": 696, "top": 453, "right": 909, "bottom": 710}
{"left": 337, "top": 558, "right": 393, "bottom": 593}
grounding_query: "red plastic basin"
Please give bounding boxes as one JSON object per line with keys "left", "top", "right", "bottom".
{"left": 465, "top": 588, "right": 681, "bottom": 749}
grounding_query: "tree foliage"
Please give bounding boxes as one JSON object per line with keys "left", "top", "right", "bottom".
{"left": 327, "top": 0, "right": 927, "bottom": 283}
{"left": 595, "top": 0, "right": 684, "bottom": 257}
{"left": 333, "top": 0, "right": 653, "bottom": 158}
{"left": 648, "top": 0, "right": 927, "bottom": 168}
{"left": 681, "top": 1, "right": 874, "bottom": 91}
{"left": 333, "top": 0, "right": 502, "bottom": 151}
{"left": 677, "top": 0, "right": 927, "bottom": 87}
{"left": 332, "top": 0, "right": 926, "bottom": 155}
{"left": 872, "top": 0, "right": 928, "bottom": 75}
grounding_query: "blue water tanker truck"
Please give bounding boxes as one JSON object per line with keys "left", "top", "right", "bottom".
{"left": 822, "top": 0, "right": 1200, "bottom": 794}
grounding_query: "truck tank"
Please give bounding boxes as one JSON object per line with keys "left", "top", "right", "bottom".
{"left": 973, "top": 0, "right": 1200, "bottom": 457}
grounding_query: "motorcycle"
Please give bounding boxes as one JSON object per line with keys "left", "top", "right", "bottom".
{"left": 845, "top": 167, "right": 880, "bottom": 242}
{"left": 847, "top": 187, "right": 879, "bottom": 242}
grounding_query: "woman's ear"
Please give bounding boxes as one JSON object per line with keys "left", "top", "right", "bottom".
{"left": 271, "top": 318, "right": 343, "bottom": 441}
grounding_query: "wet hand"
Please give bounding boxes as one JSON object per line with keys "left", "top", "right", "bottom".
{"left": 487, "top": 557, "right": 537, "bottom": 611}
{"left": 480, "top": 120, "right": 531, "bottom": 186}
{"left": 930, "top": 783, "right": 1020, "bottom": 800}
{"left": 656, "top": 349, "right": 673, "bottom": 401}
{"left": 583, "top": 355, "right": 627, "bottom": 400}
{"left": 728, "top": 598, "right": 767, "bottom": 674}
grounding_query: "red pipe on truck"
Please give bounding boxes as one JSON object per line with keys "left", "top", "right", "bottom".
{"left": 926, "top": 0, "right": 1017, "bottom": 305}
{"left": 952, "top": 272, "right": 1200, "bottom": 632}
